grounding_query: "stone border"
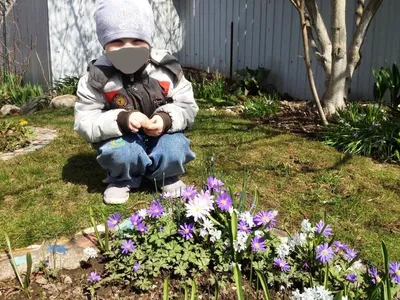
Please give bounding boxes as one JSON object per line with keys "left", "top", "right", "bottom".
{"left": 0, "top": 127, "right": 58, "bottom": 161}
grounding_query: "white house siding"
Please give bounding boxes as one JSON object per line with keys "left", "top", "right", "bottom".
{"left": 46, "top": 0, "right": 400, "bottom": 100}
{"left": 175, "top": 0, "right": 400, "bottom": 100}
{"left": 47, "top": 0, "right": 102, "bottom": 81}
{"left": 0, "top": 0, "right": 51, "bottom": 87}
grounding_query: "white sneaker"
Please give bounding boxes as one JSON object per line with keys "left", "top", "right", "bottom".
{"left": 157, "top": 177, "right": 186, "bottom": 199}
{"left": 103, "top": 183, "right": 130, "bottom": 204}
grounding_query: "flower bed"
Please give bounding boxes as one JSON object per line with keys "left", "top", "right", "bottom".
{"left": 85, "top": 177, "right": 399, "bottom": 299}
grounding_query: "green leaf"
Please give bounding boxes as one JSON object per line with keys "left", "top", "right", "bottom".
{"left": 89, "top": 208, "right": 104, "bottom": 250}
{"left": 381, "top": 241, "right": 391, "bottom": 300}
{"left": 254, "top": 269, "right": 271, "bottom": 300}
{"left": 333, "top": 290, "right": 343, "bottom": 300}
{"left": 4, "top": 233, "right": 24, "bottom": 288}
{"left": 232, "top": 263, "right": 245, "bottom": 300}
{"left": 163, "top": 277, "right": 169, "bottom": 300}
{"left": 190, "top": 279, "right": 197, "bottom": 300}
{"left": 24, "top": 252, "right": 32, "bottom": 289}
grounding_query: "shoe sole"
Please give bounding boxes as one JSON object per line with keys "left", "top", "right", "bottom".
{"left": 103, "top": 195, "right": 129, "bottom": 205}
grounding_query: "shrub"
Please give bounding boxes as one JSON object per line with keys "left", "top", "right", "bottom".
{"left": 0, "top": 119, "right": 31, "bottom": 153}
{"left": 192, "top": 75, "right": 227, "bottom": 100}
{"left": 233, "top": 67, "right": 277, "bottom": 96}
{"left": 372, "top": 63, "right": 400, "bottom": 108}
{"left": 52, "top": 75, "right": 80, "bottom": 96}
{"left": 243, "top": 93, "right": 280, "bottom": 119}
{"left": 0, "top": 72, "right": 44, "bottom": 106}
{"left": 323, "top": 103, "right": 400, "bottom": 162}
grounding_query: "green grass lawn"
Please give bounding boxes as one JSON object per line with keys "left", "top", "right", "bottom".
{"left": 0, "top": 108, "right": 399, "bottom": 266}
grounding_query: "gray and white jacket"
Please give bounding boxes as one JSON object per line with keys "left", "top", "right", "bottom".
{"left": 74, "top": 49, "right": 198, "bottom": 143}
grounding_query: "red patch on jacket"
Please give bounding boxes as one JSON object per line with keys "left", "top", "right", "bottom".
{"left": 158, "top": 81, "right": 170, "bottom": 96}
{"left": 104, "top": 90, "right": 119, "bottom": 103}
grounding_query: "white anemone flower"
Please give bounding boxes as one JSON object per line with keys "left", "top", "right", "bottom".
{"left": 276, "top": 243, "right": 290, "bottom": 258}
{"left": 202, "top": 218, "right": 214, "bottom": 231}
{"left": 83, "top": 247, "right": 98, "bottom": 259}
{"left": 300, "top": 219, "right": 314, "bottom": 234}
{"left": 185, "top": 197, "right": 211, "bottom": 222}
{"left": 137, "top": 208, "right": 148, "bottom": 218}
{"left": 239, "top": 211, "right": 255, "bottom": 228}
{"left": 209, "top": 229, "right": 222, "bottom": 242}
{"left": 195, "top": 190, "right": 214, "bottom": 211}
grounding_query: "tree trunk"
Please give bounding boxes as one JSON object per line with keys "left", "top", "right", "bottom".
{"left": 322, "top": 0, "right": 347, "bottom": 115}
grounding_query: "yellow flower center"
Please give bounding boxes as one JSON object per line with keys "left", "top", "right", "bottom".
{"left": 221, "top": 200, "right": 226, "bottom": 205}
{"left": 185, "top": 228, "right": 189, "bottom": 233}
{"left": 376, "top": 276, "right": 381, "bottom": 283}
{"left": 322, "top": 250, "right": 328, "bottom": 256}
{"left": 254, "top": 243, "right": 259, "bottom": 249}
{"left": 395, "top": 270, "right": 400, "bottom": 276}
{"left": 262, "top": 217, "right": 270, "bottom": 223}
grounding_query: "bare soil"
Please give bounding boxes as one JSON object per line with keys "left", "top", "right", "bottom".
{"left": 0, "top": 257, "right": 291, "bottom": 299}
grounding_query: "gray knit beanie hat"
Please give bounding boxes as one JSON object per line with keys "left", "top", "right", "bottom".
{"left": 95, "top": 0, "right": 155, "bottom": 47}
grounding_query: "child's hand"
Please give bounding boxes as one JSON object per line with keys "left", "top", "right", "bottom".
{"left": 128, "top": 112, "right": 149, "bottom": 132}
{"left": 142, "top": 115, "right": 164, "bottom": 137}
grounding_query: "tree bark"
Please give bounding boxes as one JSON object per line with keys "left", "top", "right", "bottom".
{"left": 299, "top": 0, "right": 328, "bottom": 125}
{"left": 323, "top": 0, "right": 347, "bottom": 115}
{"left": 289, "top": 0, "right": 383, "bottom": 117}
{"left": 305, "top": 0, "right": 332, "bottom": 81}
{"left": 346, "top": 0, "right": 383, "bottom": 97}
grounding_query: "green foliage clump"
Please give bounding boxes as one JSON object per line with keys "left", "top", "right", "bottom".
{"left": 104, "top": 214, "right": 211, "bottom": 290}
{"left": 323, "top": 103, "right": 400, "bottom": 162}
{"left": 52, "top": 75, "right": 80, "bottom": 96}
{"left": 372, "top": 63, "right": 400, "bottom": 108}
{"left": 0, "top": 119, "right": 31, "bottom": 153}
{"left": 233, "top": 67, "right": 276, "bottom": 96}
{"left": 243, "top": 93, "right": 280, "bottom": 119}
{"left": 0, "top": 72, "right": 44, "bottom": 106}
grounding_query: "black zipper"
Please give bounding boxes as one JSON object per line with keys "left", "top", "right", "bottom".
{"left": 127, "top": 75, "right": 143, "bottom": 112}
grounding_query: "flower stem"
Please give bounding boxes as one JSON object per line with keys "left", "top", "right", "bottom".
{"left": 324, "top": 263, "right": 329, "bottom": 289}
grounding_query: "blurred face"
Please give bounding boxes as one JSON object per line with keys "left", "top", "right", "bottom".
{"left": 105, "top": 38, "right": 150, "bottom": 74}
{"left": 105, "top": 38, "right": 149, "bottom": 53}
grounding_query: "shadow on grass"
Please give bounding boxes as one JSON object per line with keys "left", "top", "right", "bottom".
{"left": 62, "top": 153, "right": 160, "bottom": 195}
{"left": 62, "top": 153, "right": 105, "bottom": 193}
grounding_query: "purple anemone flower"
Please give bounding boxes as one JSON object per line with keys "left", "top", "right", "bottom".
{"left": 315, "top": 220, "right": 333, "bottom": 238}
{"left": 253, "top": 210, "right": 277, "bottom": 229}
{"left": 133, "top": 262, "right": 141, "bottom": 272}
{"left": 389, "top": 262, "right": 400, "bottom": 284}
{"left": 136, "top": 222, "right": 148, "bottom": 234}
{"left": 121, "top": 240, "right": 136, "bottom": 254}
{"left": 178, "top": 223, "right": 194, "bottom": 240}
{"left": 88, "top": 271, "right": 101, "bottom": 283}
{"left": 344, "top": 248, "right": 358, "bottom": 261}
{"left": 273, "top": 258, "right": 290, "bottom": 272}
{"left": 368, "top": 267, "right": 381, "bottom": 285}
{"left": 346, "top": 273, "right": 357, "bottom": 283}
{"left": 107, "top": 213, "right": 122, "bottom": 229}
{"left": 215, "top": 192, "right": 233, "bottom": 211}
{"left": 148, "top": 200, "right": 164, "bottom": 218}
{"left": 206, "top": 177, "right": 224, "bottom": 192}
{"left": 316, "top": 243, "right": 334, "bottom": 264}
{"left": 238, "top": 220, "right": 251, "bottom": 233}
{"left": 251, "top": 236, "right": 266, "bottom": 252}
{"left": 333, "top": 241, "right": 348, "bottom": 253}
{"left": 129, "top": 213, "right": 143, "bottom": 227}
{"left": 181, "top": 185, "right": 197, "bottom": 201}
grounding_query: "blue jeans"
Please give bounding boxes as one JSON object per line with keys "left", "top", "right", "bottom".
{"left": 95, "top": 132, "right": 195, "bottom": 187}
